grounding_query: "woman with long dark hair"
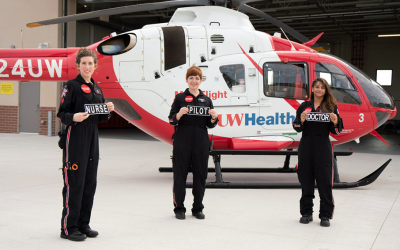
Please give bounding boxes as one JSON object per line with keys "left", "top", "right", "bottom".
{"left": 292, "top": 77, "right": 343, "bottom": 227}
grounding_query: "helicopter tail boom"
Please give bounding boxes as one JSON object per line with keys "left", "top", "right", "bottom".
{"left": 0, "top": 48, "right": 79, "bottom": 81}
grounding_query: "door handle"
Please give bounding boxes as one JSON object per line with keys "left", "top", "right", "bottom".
{"left": 34, "top": 105, "right": 39, "bottom": 111}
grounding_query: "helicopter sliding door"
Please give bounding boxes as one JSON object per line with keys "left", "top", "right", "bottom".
{"left": 186, "top": 26, "right": 207, "bottom": 66}
{"left": 142, "top": 27, "right": 161, "bottom": 82}
{"left": 258, "top": 57, "right": 309, "bottom": 138}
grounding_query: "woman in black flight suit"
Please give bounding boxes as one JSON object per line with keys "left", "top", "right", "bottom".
{"left": 57, "top": 48, "right": 114, "bottom": 241}
{"left": 168, "top": 66, "right": 218, "bottom": 220}
{"left": 292, "top": 77, "right": 343, "bottom": 227}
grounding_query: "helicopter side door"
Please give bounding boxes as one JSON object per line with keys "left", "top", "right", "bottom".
{"left": 257, "top": 55, "right": 309, "bottom": 141}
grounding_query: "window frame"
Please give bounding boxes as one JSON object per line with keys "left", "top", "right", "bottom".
{"left": 262, "top": 61, "right": 310, "bottom": 100}
{"left": 219, "top": 64, "right": 247, "bottom": 93}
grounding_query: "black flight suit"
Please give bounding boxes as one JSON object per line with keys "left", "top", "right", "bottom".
{"left": 57, "top": 74, "right": 111, "bottom": 236}
{"left": 168, "top": 89, "right": 218, "bottom": 214}
{"left": 292, "top": 100, "right": 343, "bottom": 219}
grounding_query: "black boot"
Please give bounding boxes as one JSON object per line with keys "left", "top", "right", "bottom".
{"left": 320, "top": 217, "right": 330, "bottom": 227}
{"left": 299, "top": 214, "right": 313, "bottom": 224}
{"left": 192, "top": 212, "right": 205, "bottom": 220}
{"left": 79, "top": 225, "right": 99, "bottom": 237}
{"left": 60, "top": 229, "right": 87, "bottom": 241}
{"left": 175, "top": 212, "right": 185, "bottom": 220}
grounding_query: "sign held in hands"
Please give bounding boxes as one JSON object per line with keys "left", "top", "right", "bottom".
{"left": 84, "top": 103, "right": 110, "bottom": 115}
{"left": 187, "top": 105, "right": 210, "bottom": 116}
{"left": 306, "top": 112, "right": 331, "bottom": 122}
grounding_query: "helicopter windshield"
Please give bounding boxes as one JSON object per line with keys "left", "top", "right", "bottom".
{"left": 322, "top": 54, "right": 394, "bottom": 110}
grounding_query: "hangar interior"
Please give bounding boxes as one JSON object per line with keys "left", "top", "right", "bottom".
{"left": 0, "top": 0, "right": 399, "bottom": 135}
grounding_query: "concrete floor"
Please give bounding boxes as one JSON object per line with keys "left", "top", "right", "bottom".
{"left": 0, "top": 130, "right": 399, "bottom": 250}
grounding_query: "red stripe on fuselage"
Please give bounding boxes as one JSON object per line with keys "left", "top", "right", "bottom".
{"left": 238, "top": 44, "right": 263, "bottom": 74}
{"left": 238, "top": 44, "right": 302, "bottom": 110}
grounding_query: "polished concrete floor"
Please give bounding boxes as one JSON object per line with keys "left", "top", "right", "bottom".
{"left": 0, "top": 129, "right": 399, "bottom": 250}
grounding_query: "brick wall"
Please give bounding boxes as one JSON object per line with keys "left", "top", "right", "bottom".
{"left": 39, "top": 107, "right": 56, "bottom": 136}
{"left": 0, "top": 105, "right": 18, "bottom": 133}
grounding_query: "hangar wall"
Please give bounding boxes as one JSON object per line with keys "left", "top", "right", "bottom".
{"left": 0, "top": 0, "right": 62, "bottom": 135}
{"left": 364, "top": 36, "right": 400, "bottom": 120}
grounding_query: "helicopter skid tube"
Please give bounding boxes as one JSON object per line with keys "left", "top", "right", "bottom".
{"left": 185, "top": 159, "right": 391, "bottom": 189}
{"left": 159, "top": 167, "right": 297, "bottom": 173}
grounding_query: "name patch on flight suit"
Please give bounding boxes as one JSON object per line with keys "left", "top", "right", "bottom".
{"left": 187, "top": 105, "right": 210, "bottom": 116}
{"left": 84, "top": 103, "right": 110, "bottom": 115}
{"left": 306, "top": 112, "right": 331, "bottom": 122}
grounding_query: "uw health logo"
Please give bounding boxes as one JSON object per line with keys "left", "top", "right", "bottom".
{"left": 217, "top": 113, "right": 295, "bottom": 127}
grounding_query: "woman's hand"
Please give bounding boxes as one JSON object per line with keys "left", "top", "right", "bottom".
{"left": 73, "top": 112, "right": 89, "bottom": 122}
{"left": 209, "top": 109, "right": 218, "bottom": 120}
{"left": 106, "top": 102, "right": 114, "bottom": 112}
{"left": 178, "top": 107, "right": 189, "bottom": 116}
{"left": 176, "top": 107, "right": 189, "bottom": 121}
{"left": 300, "top": 111, "right": 308, "bottom": 124}
{"left": 330, "top": 113, "right": 338, "bottom": 126}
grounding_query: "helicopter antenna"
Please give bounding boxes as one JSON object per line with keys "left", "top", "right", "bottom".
{"left": 280, "top": 27, "right": 296, "bottom": 51}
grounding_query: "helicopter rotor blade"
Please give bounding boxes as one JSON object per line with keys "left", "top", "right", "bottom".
{"left": 27, "top": 0, "right": 208, "bottom": 28}
{"left": 238, "top": 4, "right": 309, "bottom": 43}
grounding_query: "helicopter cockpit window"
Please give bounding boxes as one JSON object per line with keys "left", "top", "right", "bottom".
{"left": 263, "top": 62, "right": 308, "bottom": 100}
{"left": 219, "top": 64, "right": 246, "bottom": 93}
{"left": 315, "top": 62, "right": 361, "bottom": 105}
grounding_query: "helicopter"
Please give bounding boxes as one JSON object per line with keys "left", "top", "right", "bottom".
{"left": 0, "top": 0, "right": 396, "bottom": 188}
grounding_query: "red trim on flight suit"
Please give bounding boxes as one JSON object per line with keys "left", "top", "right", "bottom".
{"left": 63, "top": 126, "right": 72, "bottom": 235}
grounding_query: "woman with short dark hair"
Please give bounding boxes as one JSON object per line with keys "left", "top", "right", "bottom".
{"left": 57, "top": 48, "right": 114, "bottom": 241}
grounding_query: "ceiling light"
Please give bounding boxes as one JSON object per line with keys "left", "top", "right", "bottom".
{"left": 378, "top": 34, "right": 400, "bottom": 37}
{"left": 84, "top": 5, "right": 87, "bottom": 8}
{"left": 356, "top": 3, "right": 400, "bottom": 7}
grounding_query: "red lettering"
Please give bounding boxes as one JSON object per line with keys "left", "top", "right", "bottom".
{"left": 174, "top": 90, "right": 228, "bottom": 99}
{"left": 217, "top": 113, "right": 244, "bottom": 127}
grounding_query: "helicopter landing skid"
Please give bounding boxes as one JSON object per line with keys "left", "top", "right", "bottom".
{"left": 159, "top": 149, "right": 391, "bottom": 189}
{"left": 189, "top": 150, "right": 390, "bottom": 189}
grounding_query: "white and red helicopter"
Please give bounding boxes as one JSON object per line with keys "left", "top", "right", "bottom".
{"left": 0, "top": 0, "right": 396, "bottom": 188}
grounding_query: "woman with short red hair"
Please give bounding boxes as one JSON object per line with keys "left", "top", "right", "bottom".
{"left": 168, "top": 66, "right": 218, "bottom": 220}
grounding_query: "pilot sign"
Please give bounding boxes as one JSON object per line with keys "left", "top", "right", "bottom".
{"left": 187, "top": 105, "right": 210, "bottom": 116}
{"left": 84, "top": 103, "right": 110, "bottom": 115}
{"left": 306, "top": 112, "right": 331, "bottom": 122}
